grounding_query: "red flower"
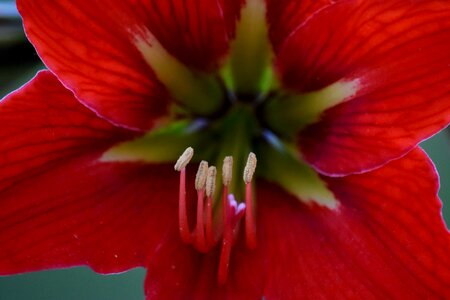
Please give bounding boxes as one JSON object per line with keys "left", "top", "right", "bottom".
{"left": 1, "top": 0, "right": 450, "bottom": 298}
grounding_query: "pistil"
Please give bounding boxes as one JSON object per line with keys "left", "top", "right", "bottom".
{"left": 218, "top": 195, "right": 246, "bottom": 284}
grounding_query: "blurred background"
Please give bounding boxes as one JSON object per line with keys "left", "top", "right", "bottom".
{"left": 0, "top": 0, "right": 449, "bottom": 299}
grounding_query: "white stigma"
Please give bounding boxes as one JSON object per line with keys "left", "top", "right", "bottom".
{"left": 222, "top": 156, "right": 233, "bottom": 187}
{"left": 195, "top": 161, "right": 209, "bottom": 190}
{"left": 174, "top": 147, "right": 194, "bottom": 171}
{"left": 243, "top": 152, "right": 257, "bottom": 183}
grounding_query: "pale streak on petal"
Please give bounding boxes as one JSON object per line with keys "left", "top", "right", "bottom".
{"left": 298, "top": 79, "right": 361, "bottom": 120}
{"left": 265, "top": 79, "right": 361, "bottom": 134}
{"left": 258, "top": 145, "right": 339, "bottom": 210}
{"left": 132, "top": 29, "right": 221, "bottom": 115}
{"left": 223, "top": 0, "right": 272, "bottom": 93}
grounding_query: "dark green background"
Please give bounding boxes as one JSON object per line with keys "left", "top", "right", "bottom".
{"left": 0, "top": 1, "right": 449, "bottom": 299}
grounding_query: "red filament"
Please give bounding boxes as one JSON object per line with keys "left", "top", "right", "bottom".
{"left": 194, "top": 189, "right": 207, "bottom": 252}
{"left": 205, "top": 194, "right": 215, "bottom": 247}
{"left": 245, "top": 182, "right": 257, "bottom": 249}
{"left": 178, "top": 168, "right": 192, "bottom": 244}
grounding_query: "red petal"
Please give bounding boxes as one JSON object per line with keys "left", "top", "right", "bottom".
{"left": 0, "top": 72, "right": 178, "bottom": 274}
{"left": 261, "top": 148, "right": 450, "bottom": 299}
{"left": 17, "top": 0, "right": 242, "bottom": 130}
{"left": 218, "top": 0, "right": 246, "bottom": 40}
{"left": 266, "top": 0, "right": 335, "bottom": 51}
{"left": 0, "top": 71, "right": 130, "bottom": 192}
{"left": 276, "top": 0, "right": 450, "bottom": 175}
{"left": 144, "top": 234, "right": 264, "bottom": 300}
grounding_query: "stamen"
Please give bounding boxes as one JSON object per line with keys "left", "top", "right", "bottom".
{"left": 222, "top": 156, "right": 233, "bottom": 227}
{"left": 195, "top": 160, "right": 208, "bottom": 190}
{"left": 243, "top": 152, "right": 257, "bottom": 183}
{"left": 175, "top": 148, "right": 194, "bottom": 244}
{"left": 244, "top": 152, "right": 257, "bottom": 249}
{"left": 205, "top": 167, "right": 217, "bottom": 246}
{"left": 174, "top": 147, "right": 194, "bottom": 171}
{"left": 175, "top": 149, "right": 259, "bottom": 283}
{"left": 194, "top": 161, "right": 208, "bottom": 251}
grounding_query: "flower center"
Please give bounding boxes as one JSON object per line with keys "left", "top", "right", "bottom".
{"left": 174, "top": 148, "right": 257, "bottom": 283}
{"left": 99, "top": 0, "right": 357, "bottom": 284}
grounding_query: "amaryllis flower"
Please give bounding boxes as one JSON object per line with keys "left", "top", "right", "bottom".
{"left": 1, "top": 0, "right": 450, "bottom": 298}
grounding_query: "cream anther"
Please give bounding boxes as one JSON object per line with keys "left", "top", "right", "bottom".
{"left": 243, "top": 152, "right": 257, "bottom": 183}
{"left": 195, "top": 161, "right": 209, "bottom": 190}
{"left": 222, "top": 156, "right": 233, "bottom": 186}
{"left": 174, "top": 147, "right": 194, "bottom": 171}
{"left": 206, "top": 166, "right": 217, "bottom": 197}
